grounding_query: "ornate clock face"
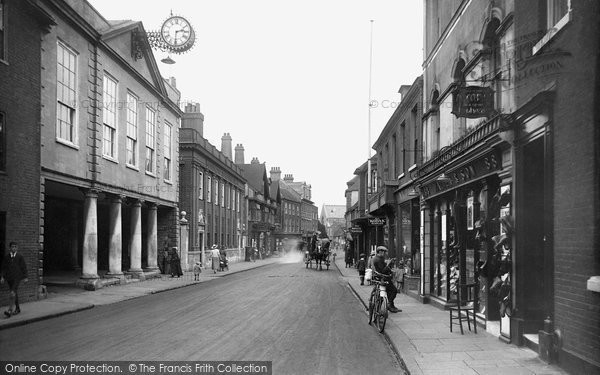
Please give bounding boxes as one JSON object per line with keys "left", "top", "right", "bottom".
{"left": 160, "top": 16, "right": 195, "bottom": 51}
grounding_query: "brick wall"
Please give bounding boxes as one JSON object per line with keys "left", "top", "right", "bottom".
{"left": 514, "top": 0, "right": 600, "bottom": 369}
{"left": 0, "top": 1, "right": 44, "bottom": 305}
{"left": 550, "top": 2, "right": 600, "bottom": 366}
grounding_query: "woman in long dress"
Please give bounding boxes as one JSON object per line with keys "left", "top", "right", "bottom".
{"left": 211, "top": 245, "right": 221, "bottom": 274}
{"left": 169, "top": 247, "right": 183, "bottom": 278}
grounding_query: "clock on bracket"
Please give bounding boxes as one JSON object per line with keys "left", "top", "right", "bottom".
{"left": 160, "top": 15, "right": 195, "bottom": 52}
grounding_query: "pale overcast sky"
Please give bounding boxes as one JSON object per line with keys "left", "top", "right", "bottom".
{"left": 89, "top": 0, "right": 424, "bottom": 211}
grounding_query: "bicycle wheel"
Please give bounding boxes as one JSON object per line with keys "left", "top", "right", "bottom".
{"left": 376, "top": 298, "right": 388, "bottom": 333}
{"left": 368, "top": 290, "right": 376, "bottom": 324}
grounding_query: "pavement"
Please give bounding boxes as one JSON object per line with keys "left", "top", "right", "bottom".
{"left": 334, "top": 253, "right": 570, "bottom": 375}
{"left": 0, "top": 256, "right": 280, "bottom": 331}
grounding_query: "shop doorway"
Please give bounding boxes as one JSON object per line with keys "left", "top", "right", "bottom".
{"left": 518, "top": 135, "right": 554, "bottom": 333}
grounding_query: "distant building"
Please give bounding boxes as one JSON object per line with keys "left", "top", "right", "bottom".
{"left": 281, "top": 174, "right": 318, "bottom": 244}
{"left": 238, "top": 157, "right": 276, "bottom": 253}
{"left": 270, "top": 167, "right": 302, "bottom": 252}
{"left": 179, "top": 107, "right": 246, "bottom": 267}
{"left": 372, "top": 76, "right": 423, "bottom": 262}
{"left": 319, "top": 204, "right": 346, "bottom": 246}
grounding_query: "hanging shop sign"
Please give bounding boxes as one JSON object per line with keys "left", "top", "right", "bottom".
{"left": 368, "top": 217, "right": 386, "bottom": 226}
{"left": 350, "top": 226, "right": 363, "bottom": 233}
{"left": 421, "top": 150, "right": 501, "bottom": 199}
{"left": 452, "top": 86, "right": 495, "bottom": 118}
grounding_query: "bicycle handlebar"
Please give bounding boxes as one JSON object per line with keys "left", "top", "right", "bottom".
{"left": 372, "top": 270, "right": 392, "bottom": 279}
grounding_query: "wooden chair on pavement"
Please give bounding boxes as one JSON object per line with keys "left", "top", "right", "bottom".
{"left": 449, "top": 282, "right": 478, "bottom": 334}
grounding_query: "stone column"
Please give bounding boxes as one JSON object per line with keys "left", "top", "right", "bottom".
{"left": 79, "top": 189, "right": 99, "bottom": 288}
{"left": 106, "top": 195, "right": 124, "bottom": 279}
{"left": 145, "top": 202, "right": 159, "bottom": 271}
{"left": 70, "top": 206, "right": 80, "bottom": 270}
{"left": 128, "top": 199, "right": 144, "bottom": 279}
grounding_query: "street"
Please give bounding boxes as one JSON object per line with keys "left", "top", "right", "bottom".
{"left": 0, "top": 259, "right": 403, "bottom": 375}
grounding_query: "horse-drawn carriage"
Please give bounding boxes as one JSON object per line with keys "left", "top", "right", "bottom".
{"left": 305, "top": 237, "right": 331, "bottom": 270}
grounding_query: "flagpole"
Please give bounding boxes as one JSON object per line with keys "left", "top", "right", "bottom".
{"left": 367, "top": 19, "right": 374, "bottom": 253}
{"left": 367, "top": 20, "right": 374, "bottom": 214}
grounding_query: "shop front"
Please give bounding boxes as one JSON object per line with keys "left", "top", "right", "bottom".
{"left": 417, "top": 116, "right": 514, "bottom": 337}
{"left": 394, "top": 183, "right": 422, "bottom": 297}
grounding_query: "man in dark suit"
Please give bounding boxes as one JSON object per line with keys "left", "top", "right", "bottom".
{"left": 1, "top": 242, "right": 28, "bottom": 317}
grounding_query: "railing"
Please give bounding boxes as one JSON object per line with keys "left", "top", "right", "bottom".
{"left": 418, "top": 114, "right": 502, "bottom": 178}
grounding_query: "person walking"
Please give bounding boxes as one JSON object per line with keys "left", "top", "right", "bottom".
{"left": 357, "top": 254, "right": 367, "bottom": 285}
{"left": 210, "top": 245, "right": 221, "bottom": 274}
{"left": 1, "top": 242, "right": 28, "bottom": 318}
{"left": 169, "top": 247, "right": 183, "bottom": 278}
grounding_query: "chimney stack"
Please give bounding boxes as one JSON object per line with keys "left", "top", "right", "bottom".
{"left": 270, "top": 167, "right": 281, "bottom": 182}
{"left": 251, "top": 157, "right": 260, "bottom": 165}
{"left": 182, "top": 102, "right": 204, "bottom": 136}
{"left": 283, "top": 174, "right": 294, "bottom": 182}
{"left": 168, "top": 76, "right": 177, "bottom": 88}
{"left": 221, "top": 133, "right": 233, "bottom": 160}
{"left": 234, "top": 144, "right": 245, "bottom": 164}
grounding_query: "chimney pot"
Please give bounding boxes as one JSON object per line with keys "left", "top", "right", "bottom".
{"left": 221, "top": 133, "right": 233, "bottom": 160}
{"left": 234, "top": 144, "right": 245, "bottom": 164}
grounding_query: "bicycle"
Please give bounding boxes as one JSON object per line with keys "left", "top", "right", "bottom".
{"left": 368, "top": 270, "right": 390, "bottom": 333}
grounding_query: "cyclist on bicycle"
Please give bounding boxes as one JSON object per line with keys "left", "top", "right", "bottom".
{"left": 373, "top": 246, "right": 401, "bottom": 313}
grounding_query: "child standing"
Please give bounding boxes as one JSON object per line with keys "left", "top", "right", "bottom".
{"left": 357, "top": 254, "right": 367, "bottom": 285}
{"left": 193, "top": 261, "right": 202, "bottom": 281}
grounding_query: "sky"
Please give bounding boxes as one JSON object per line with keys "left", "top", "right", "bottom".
{"left": 89, "top": 0, "right": 424, "bottom": 212}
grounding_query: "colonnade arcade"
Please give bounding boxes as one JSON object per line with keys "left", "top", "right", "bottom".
{"left": 43, "top": 180, "right": 171, "bottom": 289}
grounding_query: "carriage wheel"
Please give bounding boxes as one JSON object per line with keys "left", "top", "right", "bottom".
{"left": 368, "top": 290, "right": 376, "bottom": 325}
{"left": 376, "top": 298, "right": 388, "bottom": 333}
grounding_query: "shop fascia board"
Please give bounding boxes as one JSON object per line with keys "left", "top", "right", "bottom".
{"left": 417, "top": 136, "right": 504, "bottom": 187}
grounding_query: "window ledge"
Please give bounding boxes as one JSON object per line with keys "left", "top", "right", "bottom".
{"left": 56, "top": 138, "right": 79, "bottom": 150}
{"left": 102, "top": 155, "right": 118, "bottom": 164}
{"left": 0, "top": 59, "right": 8, "bottom": 66}
{"left": 532, "top": 11, "right": 571, "bottom": 56}
{"left": 126, "top": 163, "right": 139, "bottom": 171}
{"left": 164, "top": 179, "right": 173, "bottom": 185}
{"left": 145, "top": 171, "right": 156, "bottom": 178}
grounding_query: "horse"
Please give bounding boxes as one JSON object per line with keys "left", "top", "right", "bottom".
{"left": 314, "top": 240, "right": 331, "bottom": 270}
